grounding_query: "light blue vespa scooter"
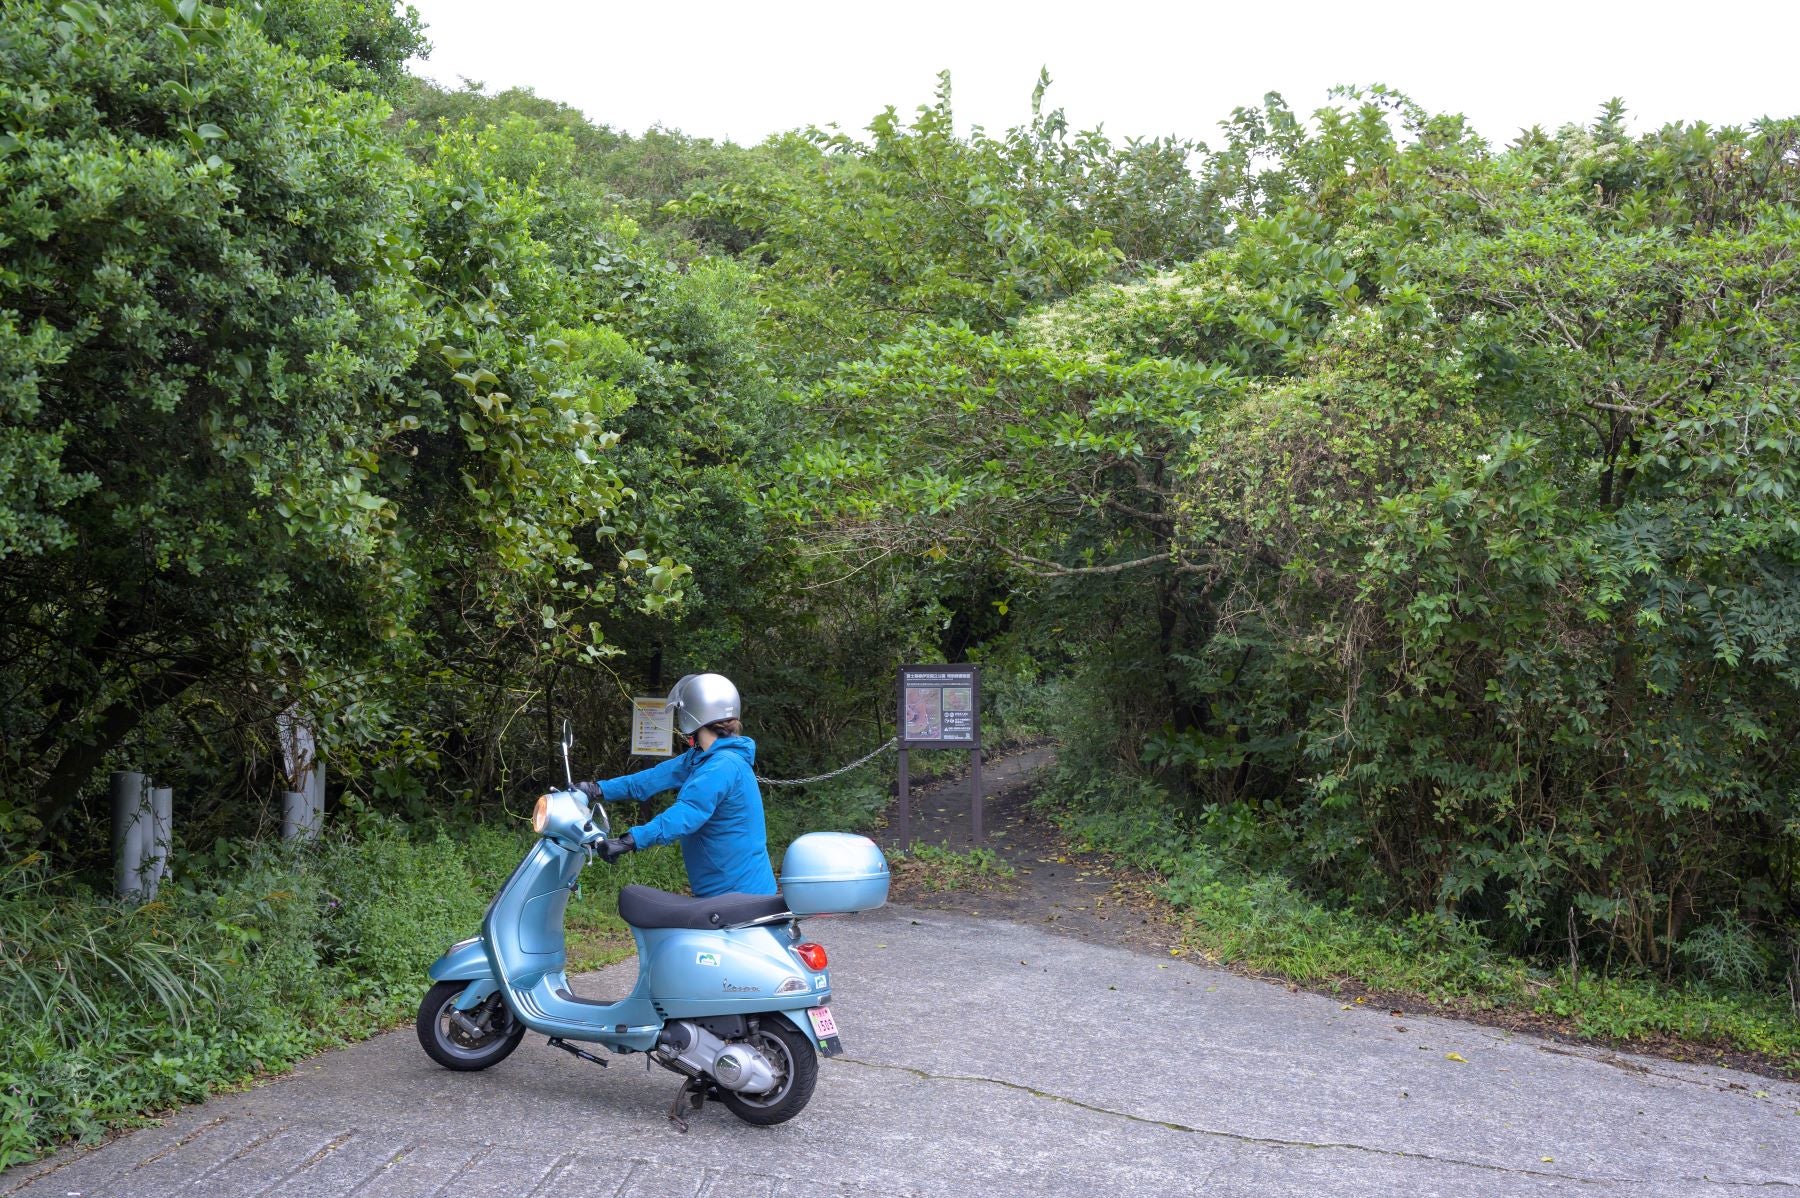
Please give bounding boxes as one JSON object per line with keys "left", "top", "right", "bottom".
{"left": 417, "top": 722, "right": 888, "bottom": 1130}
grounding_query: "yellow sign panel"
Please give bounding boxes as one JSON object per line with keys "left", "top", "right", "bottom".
{"left": 631, "top": 697, "right": 675, "bottom": 757}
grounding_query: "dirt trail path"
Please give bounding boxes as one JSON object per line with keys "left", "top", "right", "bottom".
{"left": 874, "top": 743, "right": 1184, "bottom": 956}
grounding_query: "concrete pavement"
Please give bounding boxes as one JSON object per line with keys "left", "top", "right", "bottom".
{"left": 6, "top": 904, "right": 1798, "bottom": 1196}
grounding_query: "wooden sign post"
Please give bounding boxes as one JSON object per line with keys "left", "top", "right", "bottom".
{"left": 896, "top": 664, "right": 982, "bottom": 852}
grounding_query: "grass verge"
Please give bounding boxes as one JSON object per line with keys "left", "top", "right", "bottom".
{"left": 0, "top": 817, "right": 685, "bottom": 1169}
{"left": 0, "top": 769, "right": 888, "bottom": 1170}
{"left": 892, "top": 838, "right": 1022, "bottom": 885}
{"left": 1047, "top": 770, "right": 1800, "bottom": 1077}
{"left": 889, "top": 844, "right": 1017, "bottom": 893}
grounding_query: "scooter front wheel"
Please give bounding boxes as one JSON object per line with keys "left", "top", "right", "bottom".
{"left": 719, "top": 1017, "right": 818, "bottom": 1126}
{"left": 416, "top": 980, "right": 526, "bottom": 1071}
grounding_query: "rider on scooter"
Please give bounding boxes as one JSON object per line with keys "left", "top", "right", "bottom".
{"left": 577, "top": 673, "right": 778, "bottom": 898}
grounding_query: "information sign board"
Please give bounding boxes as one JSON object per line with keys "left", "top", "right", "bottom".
{"left": 630, "top": 697, "right": 675, "bottom": 757}
{"left": 898, "top": 665, "right": 980, "bottom": 748}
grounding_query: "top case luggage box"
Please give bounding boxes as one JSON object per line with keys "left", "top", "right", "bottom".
{"left": 779, "top": 832, "right": 890, "bottom": 915}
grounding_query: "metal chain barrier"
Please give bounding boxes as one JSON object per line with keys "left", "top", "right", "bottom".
{"left": 757, "top": 737, "right": 898, "bottom": 787}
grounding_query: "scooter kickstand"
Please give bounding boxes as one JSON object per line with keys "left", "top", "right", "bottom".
{"left": 666, "top": 1078, "right": 705, "bottom": 1134}
{"left": 547, "top": 1037, "right": 608, "bottom": 1067}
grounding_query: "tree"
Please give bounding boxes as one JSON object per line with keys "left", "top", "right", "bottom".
{"left": 784, "top": 91, "right": 1800, "bottom": 973}
{"left": 685, "top": 72, "right": 1217, "bottom": 379}
{"left": 0, "top": 1, "right": 640, "bottom": 844}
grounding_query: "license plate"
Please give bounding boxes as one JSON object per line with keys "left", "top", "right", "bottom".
{"left": 806, "top": 1005, "right": 843, "bottom": 1056}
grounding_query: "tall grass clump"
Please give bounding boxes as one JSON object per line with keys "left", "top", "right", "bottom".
{"left": 0, "top": 819, "right": 634, "bottom": 1167}
{"left": 0, "top": 773, "right": 891, "bottom": 1167}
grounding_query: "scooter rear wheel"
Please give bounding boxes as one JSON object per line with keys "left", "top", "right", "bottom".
{"left": 718, "top": 1017, "right": 818, "bottom": 1126}
{"left": 417, "top": 980, "right": 526, "bottom": 1071}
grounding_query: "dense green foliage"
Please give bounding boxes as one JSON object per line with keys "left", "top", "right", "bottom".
{"left": 0, "top": 0, "right": 742, "bottom": 853}
{"left": 788, "top": 93, "right": 1800, "bottom": 989}
{"left": 685, "top": 71, "right": 1216, "bottom": 374}
{"left": 3, "top": 0, "right": 1799, "bottom": 1162}
{"left": 1051, "top": 767, "right": 1800, "bottom": 1060}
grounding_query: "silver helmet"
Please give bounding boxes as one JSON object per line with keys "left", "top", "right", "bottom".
{"left": 665, "top": 672, "right": 741, "bottom": 735}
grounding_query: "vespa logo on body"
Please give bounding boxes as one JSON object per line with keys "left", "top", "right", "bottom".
{"left": 722, "top": 978, "right": 760, "bottom": 993}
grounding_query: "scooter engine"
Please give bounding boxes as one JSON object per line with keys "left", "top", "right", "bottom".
{"left": 711, "top": 1043, "right": 777, "bottom": 1094}
{"left": 655, "top": 1021, "right": 778, "bottom": 1094}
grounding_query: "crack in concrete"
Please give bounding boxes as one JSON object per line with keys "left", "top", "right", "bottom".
{"left": 343, "top": 1137, "right": 423, "bottom": 1197}
{"left": 831, "top": 1055, "right": 1800, "bottom": 1191}
{"left": 425, "top": 1142, "right": 494, "bottom": 1198}
{"left": 522, "top": 1151, "right": 578, "bottom": 1198}
{"left": 1517, "top": 1036, "right": 1800, "bottom": 1102}
{"left": 247, "top": 1129, "right": 355, "bottom": 1197}
{"left": 167, "top": 1124, "right": 282, "bottom": 1189}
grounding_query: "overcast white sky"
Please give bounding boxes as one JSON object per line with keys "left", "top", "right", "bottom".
{"left": 406, "top": 0, "right": 1799, "bottom": 148}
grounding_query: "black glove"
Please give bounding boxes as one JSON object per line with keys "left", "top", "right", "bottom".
{"left": 597, "top": 833, "right": 636, "bottom": 863}
{"left": 575, "top": 781, "right": 603, "bottom": 800}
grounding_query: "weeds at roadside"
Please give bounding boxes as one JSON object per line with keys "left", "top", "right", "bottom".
{"left": 1046, "top": 769, "right": 1800, "bottom": 1076}
{"left": 891, "top": 844, "right": 1017, "bottom": 893}
{"left": 0, "top": 769, "right": 891, "bottom": 1169}
{"left": 0, "top": 817, "right": 689, "bottom": 1168}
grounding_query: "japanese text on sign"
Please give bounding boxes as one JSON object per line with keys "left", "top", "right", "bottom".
{"left": 631, "top": 697, "right": 675, "bottom": 757}
{"left": 899, "top": 665, "right": 980, "bottom": 747}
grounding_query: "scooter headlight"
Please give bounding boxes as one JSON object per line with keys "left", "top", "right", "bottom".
{"left": 532, "top": 794, "right": 551, "bottom": 834}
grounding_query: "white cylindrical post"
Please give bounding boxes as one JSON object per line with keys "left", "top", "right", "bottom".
{"left": 110, "top": 771, "right": 149, "bottom": 899}
{"left": 145, "top": 785, "right": 172, "bottom": 898}
{"left": 282, "top": 789, "right": 309, "bottom": 840}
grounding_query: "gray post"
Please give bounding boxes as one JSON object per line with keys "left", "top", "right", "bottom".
{"left": 278, "top": 705, "right": 322, "bottom": 840}
{"left": 144, "top": 785, "right": 172, "bottom": 898}
{"left": 110, "top": 771, "right": 149, "bottom": 899}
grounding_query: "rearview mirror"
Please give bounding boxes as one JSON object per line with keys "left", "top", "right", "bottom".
{"left": 560, "top": 718, "right": 575, "bottom": 789}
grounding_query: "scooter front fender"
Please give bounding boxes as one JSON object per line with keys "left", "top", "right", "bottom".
{"left": 428, "top": 936, "right": 494, "bottom": 983}
{"left": 428, "top": 936, "right": 500, "bottom": 1011}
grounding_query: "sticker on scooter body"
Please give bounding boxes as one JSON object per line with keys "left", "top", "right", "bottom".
{"left": 807, "top": 1005, "right": 844, "bottom": 1056}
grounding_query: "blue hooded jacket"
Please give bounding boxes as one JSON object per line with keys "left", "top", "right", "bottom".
{"left": 598, "top": 736, "right": 777, "bottom": 898}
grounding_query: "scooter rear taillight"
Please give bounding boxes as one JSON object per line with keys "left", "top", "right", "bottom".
{"left": 795, "top": 942, "right": 828, "bottom": 971}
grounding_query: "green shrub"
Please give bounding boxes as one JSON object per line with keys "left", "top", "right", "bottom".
{"left": 1048, "top": 766, "right": 1800, "bottom": 1071}
{"left": 764, "top": 773, "right": 890, "bottom": 851}
{"left": 0, "top": 848, "right": 334, "bottom": 1164}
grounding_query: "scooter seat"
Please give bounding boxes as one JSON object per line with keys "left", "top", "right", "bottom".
{"left": 616, "top": 884, "right": 790, "bottom": 931}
